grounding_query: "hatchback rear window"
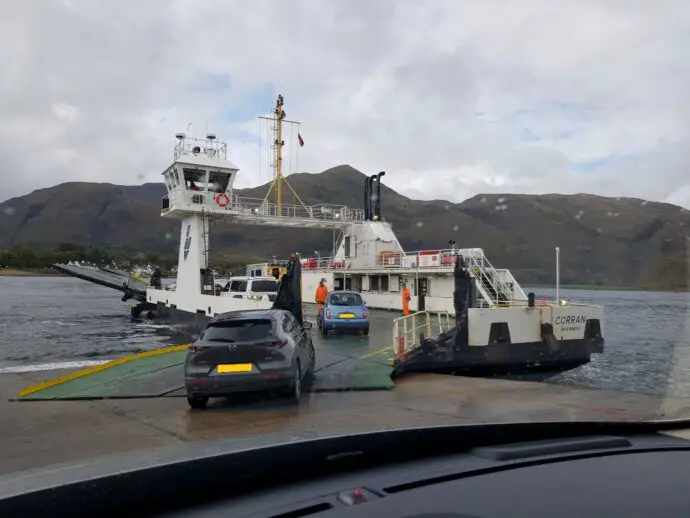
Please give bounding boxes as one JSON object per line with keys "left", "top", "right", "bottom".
{"left": 329, "top": 293, "right": 363, "bottom": 306}
{"left": 251, "top": 280, "right": 278, "bottom": 292}
{"left": 201, "top": 319, "right": 274, "bottom": 342}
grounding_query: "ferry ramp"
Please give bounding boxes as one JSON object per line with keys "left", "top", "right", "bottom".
{"left": 13, "top": 308, "right": 398, "bottom": 401}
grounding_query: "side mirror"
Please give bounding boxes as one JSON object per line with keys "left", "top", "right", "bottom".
{"left": 303, "top": 321, "right": 313, "bottom": 330}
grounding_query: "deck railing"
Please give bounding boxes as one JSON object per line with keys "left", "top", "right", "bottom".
{"left": 298, "top": 248, "right": 488, "bottom": 271}
{"left": 161, "top": 190, "right": 365, "bottom": 223}
{"left": 392, "top": 311, "right": 455, "bottom": 361}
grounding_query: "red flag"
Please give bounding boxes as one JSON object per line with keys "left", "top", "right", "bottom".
{"left": 298, "top": 133, "right": 304, "bottom": 147}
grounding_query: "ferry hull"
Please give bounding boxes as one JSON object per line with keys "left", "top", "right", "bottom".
{"left": 391, "top": 335, "right": 603, "bottom": 379}
{"left": 129, "top": 301, "right": 208, "bottom": 335}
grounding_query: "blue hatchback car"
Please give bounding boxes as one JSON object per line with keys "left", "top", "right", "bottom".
{"left": 318, "top": 291, "right": 369, "bottom": 336}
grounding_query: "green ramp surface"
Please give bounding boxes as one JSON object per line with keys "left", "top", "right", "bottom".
{"left": 14, "top": 343, "right": 393, "bottom": 401}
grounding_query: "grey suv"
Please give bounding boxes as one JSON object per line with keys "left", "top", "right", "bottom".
{"left": 184, "top": 309, "right": 315, "bottom": 409}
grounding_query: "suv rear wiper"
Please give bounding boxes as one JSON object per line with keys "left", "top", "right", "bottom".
{"left": 206, "top": 338, "right": 236, "bottom": 343}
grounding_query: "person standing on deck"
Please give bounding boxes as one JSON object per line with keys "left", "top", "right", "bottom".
{"left": 402, "top": 283, "right": 411, "bottom": 316}
{"left": 150, "top": 268, "right": 162, "bottom": 289}
{"left": 315, "top": 279, "right": 328, "bottom": 313}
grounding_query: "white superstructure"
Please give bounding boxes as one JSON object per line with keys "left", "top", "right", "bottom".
{"left": 145, "top": 95, "right": 361, "bottom": 320}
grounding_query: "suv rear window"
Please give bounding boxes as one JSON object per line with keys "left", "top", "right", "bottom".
{"left": 329, "top": 293, "right": 363, "bottom": 306}
{"left": 251, "top": 280, "right": 278, "bottom": 292}
{"left": 200, "top": 319, "right": 273, "bottom": 342}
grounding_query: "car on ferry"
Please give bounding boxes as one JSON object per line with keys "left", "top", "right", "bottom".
{"left": 318, "top": 291, "right": 369, "bottom": 336}
{"left": 184, "top": 309, "right": 315, "bottom": 409}
{"left": 219, "top": 276, "right": 279, "bottom": 301}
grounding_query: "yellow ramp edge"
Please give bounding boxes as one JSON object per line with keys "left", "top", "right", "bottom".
{"left": 17, "top": 344, "right": 190, "bottom": 398}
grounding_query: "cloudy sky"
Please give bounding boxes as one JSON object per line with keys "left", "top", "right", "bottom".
{"left": 2, "top": 0, "right": 689, "bottom": 207}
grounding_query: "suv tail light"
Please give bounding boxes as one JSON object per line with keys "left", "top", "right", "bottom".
{"left": 326, "top": 308, "right": 331, "bottom": 318}
{"left": 363, "top": 308, "right": 368, "bottom": 319}
{"left": 188, "top": 345, "right": 210, "bottom": 353}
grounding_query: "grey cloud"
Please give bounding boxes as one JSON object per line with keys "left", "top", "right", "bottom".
{"left": 1, "top": 0, "right": 689, "bottom": 208}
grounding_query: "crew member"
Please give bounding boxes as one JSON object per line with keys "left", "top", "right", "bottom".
{"left": 315, "top": 278, "right": 328, "bottom": 313}
{"left": 150, "top": 268, "right": 162, "bottom": 289}
{"left": 402, "top": 282, "right": 411, "bottom": 316}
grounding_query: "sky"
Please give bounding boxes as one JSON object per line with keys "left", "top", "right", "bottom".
{"left": 2, "top": 0, "right": 690, "bottom": 207}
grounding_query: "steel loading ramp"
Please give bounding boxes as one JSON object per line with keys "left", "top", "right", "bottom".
{"left": 52, "top": 263, "right": 149, "bottom": 302}
{"left": 12, "top": 342, "right": 394, "bottom": 401}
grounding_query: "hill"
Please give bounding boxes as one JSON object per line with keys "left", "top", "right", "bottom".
{"left": 0, "top": 165, "right": 687, "bottom": 289}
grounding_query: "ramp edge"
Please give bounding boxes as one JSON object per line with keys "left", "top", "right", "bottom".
{"left": 16, "top": 344, "right": 190, "bottom": 398}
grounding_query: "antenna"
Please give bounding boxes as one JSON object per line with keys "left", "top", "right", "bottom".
{"left": 258, "top": 95, "right": 311, "bottom": 218}
{"left": 275, "top": 94, "right": 285, "bottom": 215}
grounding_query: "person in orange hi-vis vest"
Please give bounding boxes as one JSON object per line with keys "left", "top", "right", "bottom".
{"left": 315, "top": 279, "right": 328, "bottom": 314}
{"left": 402, "top": 283, "right": 411, "bottom": 316}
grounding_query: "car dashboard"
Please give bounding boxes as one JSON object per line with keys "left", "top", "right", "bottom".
{"left": 3, "top": 421, "right": 690, "bottom": 517}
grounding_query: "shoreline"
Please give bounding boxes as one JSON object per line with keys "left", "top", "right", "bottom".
{"left": 0, "top": 268, "right": 67, "bottom": 277}
{"left": 0, "top": 267, "right": 685, "bottom": 292}
{"left": 528, "top": 283, "right": 688, "bottom": 293}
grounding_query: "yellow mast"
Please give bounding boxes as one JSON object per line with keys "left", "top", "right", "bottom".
{"left": 274, "top": 94, "right": 285, "bottom": 215}
{"left": 259, "top": 94, "right": 311, "bottom": 216}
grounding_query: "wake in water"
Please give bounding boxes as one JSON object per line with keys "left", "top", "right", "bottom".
{"left": 0, "top": 360, "right": 109, "bottom": 374}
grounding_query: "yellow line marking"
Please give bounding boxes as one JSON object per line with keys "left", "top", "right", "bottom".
{"left": 359, "top": 346, "right": 391, "bottom": 359}
{"left": 17, "top": 344, "right": 190, "bottom": 397}
{"left": 130, "top": 274, "right": 150, "bottom": 286}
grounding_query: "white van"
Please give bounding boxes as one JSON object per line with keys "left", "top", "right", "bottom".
{"left": 220, "top": 276, "right": 279, "bottom": 302}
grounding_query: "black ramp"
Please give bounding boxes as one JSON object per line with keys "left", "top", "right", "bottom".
{"left": 52, "top": 263, "right": 147, "bottom": 300}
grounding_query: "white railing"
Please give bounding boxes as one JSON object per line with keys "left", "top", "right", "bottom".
{"left": 298, "top": 248, "right": 480, "bottom": 271}
{"left": 174, "top": 136, "right": 228, "bottom": 161}
{"left": 298, "top": 249, "right": 519, "bottom": 303}
{"left": 161, "top": 190, "right": 365, "bottom": 223}
{"left": 392, "top": 311, "right": 454, "bottom": 361}
{"left": 228, "top": 195, "right": 365, "bottom": 222}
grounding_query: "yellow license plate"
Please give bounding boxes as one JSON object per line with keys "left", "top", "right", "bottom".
{"left": 339, "top": 313, "right": 355, "bottom": 319}
{"left": 217, "top": 363, "right": 253, "bottom": 373}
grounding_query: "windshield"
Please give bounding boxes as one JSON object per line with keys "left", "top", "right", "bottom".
{"left": 329, "top": 293, "right": 364, "bottom": 306}
{"left": 200, "top": 320, "right": 274, "bottom": 342}
{"left": 251, "top": 280, "right": 278, "bottom": 293}
{"left": 2, "top": 0, "right": 690, "bottom": 486}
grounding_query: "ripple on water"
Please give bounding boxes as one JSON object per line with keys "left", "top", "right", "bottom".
{"left": 0, "top": 277, "right": 190, "bottom": 366}
{"left": 1, "top": 278, "right": 690, "bottom": 399}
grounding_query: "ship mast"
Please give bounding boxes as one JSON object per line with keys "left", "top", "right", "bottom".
{"left": 259, "top": 95, "right": 311, "bottom": 217}
{"left": 274, "top": 94, "right": 286, "bottom": 215}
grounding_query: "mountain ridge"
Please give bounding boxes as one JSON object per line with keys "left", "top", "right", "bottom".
{"left": 1, "top": 165, "right": 687, "bottom": 289}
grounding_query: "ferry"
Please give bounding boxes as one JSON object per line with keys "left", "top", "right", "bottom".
{"left": 52, "top": 94, "right": 604, "bottom": 374}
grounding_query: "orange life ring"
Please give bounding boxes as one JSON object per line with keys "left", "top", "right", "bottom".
{"left": 215, "top": 193, "right": 230, "bottom": 208}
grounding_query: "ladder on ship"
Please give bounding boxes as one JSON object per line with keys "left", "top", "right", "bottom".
{"left": 461, "top": 251, "right": 512, "bottom": 307}
{"left": 200, "top": 210, "right": 211, "bottom": 263}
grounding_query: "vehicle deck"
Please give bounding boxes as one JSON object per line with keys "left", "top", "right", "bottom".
{"left": 12, "top": 309, "right": 396, "bottom": 401}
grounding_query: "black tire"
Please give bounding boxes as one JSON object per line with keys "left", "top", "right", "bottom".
{"left": 187, "top": 395, "right": 208, "bottom": 410}
{"left": 305, "top": 345, "right": 316, "bottom": 379}
{"left": 288, "top": 363, "right": 302, "bottom": 403}
{"left": 320, "top": 324, "right": 328, "bottom": 336}
{"left": 362, "top": 327, "right": 369, "bottom": 336}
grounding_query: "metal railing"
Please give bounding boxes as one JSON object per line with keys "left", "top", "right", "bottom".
{"left": 161, "top": 190, "right": 365, "bottom": 223}
{"left": 298, "top": 249, "right": 520, "bottom": 306}
{"left": 298, "top": 248, "right": 480, "bottom": 271}
{"left": 392, "top": 311, "right": 454, "bottom": 360}
{"left": 174, "top": 136, "right": 228, "bottom": 161}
